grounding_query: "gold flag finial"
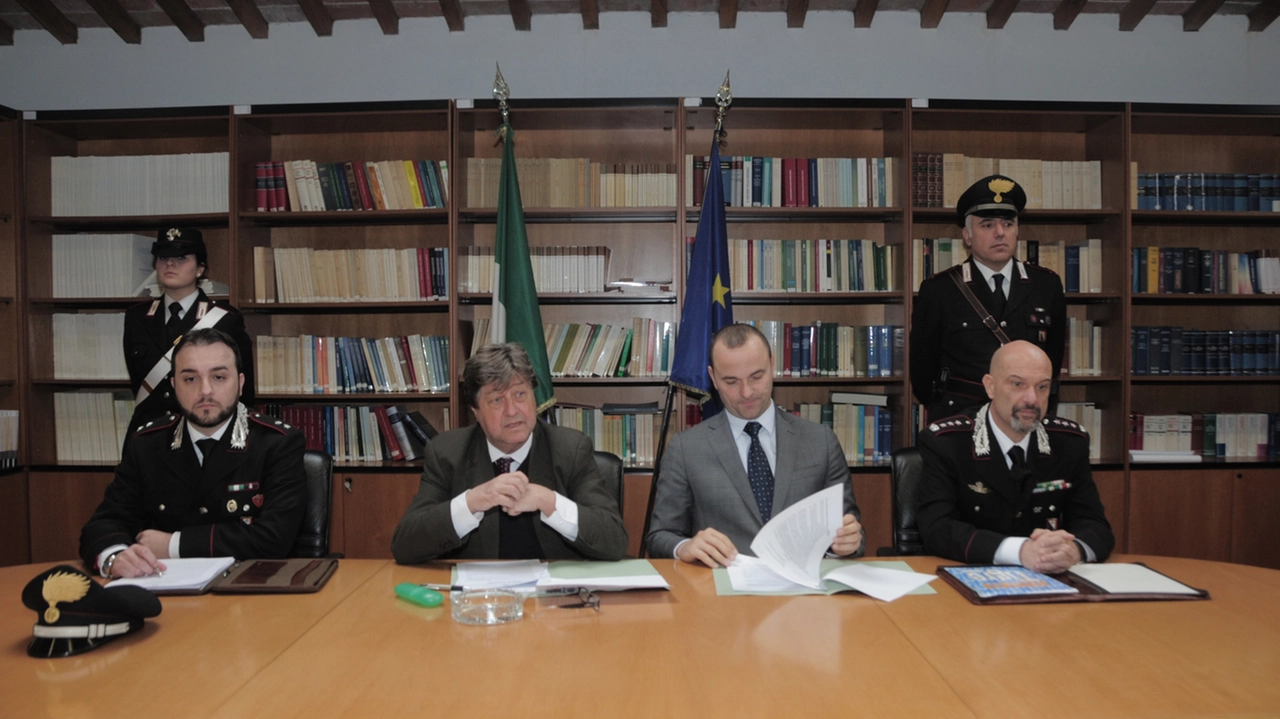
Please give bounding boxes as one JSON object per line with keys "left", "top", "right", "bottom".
{"left": 493, "top": 63, "right": 511, "bottom": 126}
{"left": 714, "top": 70, "right": 733, "bottom": 146}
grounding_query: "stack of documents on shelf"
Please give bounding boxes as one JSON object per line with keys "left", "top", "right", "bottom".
{"left": 1129, "top": 450, "right": 1203, "bottom": 463}
{"left": 109, "top": 557, "right": 236, "bottom": 595}
{"left": 452, "top": 559, "right": 669, "bottom": 593}
{"left": 716, "top": 484, "right": 936, "bottom": 602}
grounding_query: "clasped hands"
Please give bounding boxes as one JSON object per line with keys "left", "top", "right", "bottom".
{"left": 466, "top": 470, "right": 557, "bottom": 517}
{"left": 1019, "top": 528, "right": 1082, "bottom": 574}
{"left": 677, "top": 514, "right": 863, "bottom": 568}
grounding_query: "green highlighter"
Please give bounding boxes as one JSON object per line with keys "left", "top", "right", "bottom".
{"left": 395, "top": 583, "right": 444, "bottom": 607}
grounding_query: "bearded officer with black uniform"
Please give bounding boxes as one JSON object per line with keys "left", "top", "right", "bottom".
{"left": 916, "top": 341, "right": 1113, "bottom": 573}
{"left": 123, "top": 227, "right": 255, "bottom": 432}
{"left": 910, "top": 175, "right": 1065, "bottom": 421}
{"left": 81, "top": 328, "right": 304, "bottom": 579}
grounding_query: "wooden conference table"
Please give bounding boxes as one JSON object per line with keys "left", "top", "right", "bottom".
{"left": 2, "top": 555, "right": 1279, "bottom": 719}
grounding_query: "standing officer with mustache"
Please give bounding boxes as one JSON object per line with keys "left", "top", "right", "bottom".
{"left": 910, "top": 176, "right": 1066, "bottom": 421}
{"left": 915, "top": 341, "right": 1113, "bottom": 572}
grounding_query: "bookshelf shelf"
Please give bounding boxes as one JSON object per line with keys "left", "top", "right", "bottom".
{"left": 773, "top": 376, "right": 904, "bottom": 385}
{"left": 1130, "top": 210, "right": 1280, "bottom": 227}
{"left": 257, "top": 392, "right": 450, "bottom": 401}
{"left": 458, "top": 293, "right": 677, "bottom": 305}
{"left": 1130, "top": 294, "right": 1280, "bottom": 305}
{"left": 28, "top": 214, "right": 229, "bottom": 231}
{"left": 29, "top": 297, "right": 198, "bottom": 308}
{"left": 33, "top": 379, "right": 130, "bottom": 387}
{"left": 333, "top": 460, "right": 425, "bottom": 470}
{"left": 912, "top": 208, "right": 1122, "bottom": 224}
{"left": 240, "top": 301, "right": 450, "bottom": 314}
{"left": 733, "top": 292, "right": 904, "bottom": 306}
{"left": 1130, "top": 376, "right": 1280, "bottom": 384}
{"left": 1130, "top": 457, "right": 1280, "bottom": 467}
{"left": 239, "top": 209, "right": 449, "bottom": 227}
{"left": 551, "top": 377, "right": 671, "bottom": 386}
{"left": 1060, "top": 375, "right": 1124, "bottom": 383}
{"left": 689, "top": 207, "right": 903, "bottom": 223}
{"left": 461, "top": 208, "right": 678, "bottom": 224}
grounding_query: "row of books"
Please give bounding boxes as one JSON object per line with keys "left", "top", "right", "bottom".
{"left": 51, "top": 152, "right": 229, "bottom": 217}
{"left": 1134, "top": 173, "right": 1280, "bottom": 212}
{"left": 1131, "top": 247, "right": 1280, "bottom": 295}
{"left": 54, "top": 391, "right": 132, "bottom": 463}
{"left": 259, "top": 404, "right": 445, "bottom": 463}
{"left": 0, "top": 410, "right": 17, "bottom": 469}
{"left": 53, "top": 313, "right": 129, "bottom": 380}
{"left": 1129, "top": 412, "right": 1278, "bottom": 459}
{"left": 255, "top": 159, "right": 449, "bottom": 213}
{"left": 1132, "top": 328, "right": 1280, "bottom": 376}
{"left": 796, "top": 397, "right": 893, "bottom": 464}
{"left": 470, "top": 318, "right": 676, "bottom": 378}
{"left": 911, "top": 238, "right": 1105, "bottom": 293}
{"left": 457, "top": 245, "right": 611, "bottom": 294}
{"left": 726, "top": 239, "right": 900, "bottom": 293}
{"left": 687, "top": 155, "right": 900, "bottom": 209}
{"left": 743, "top": 320, "right": 903, "bottom": 378}
{"left": 255, "top": 334, "right": 450, "bottom": 395}
{"left": 254, "top": 247, "right": 449, "bottom": 303}
{"left": 50, "top": 234, "right": 154, "bottom": 299}
{"left": 552, "top": 404, "right": 661, "bottom": 467}
{"left": 911, "top": 154, "right": 1102, "bottom": 210}
{"left": 1056, "top": 402, "right": 1103, "bottom": 461}
{"left": 1065, "top": 318, "right": 1105, "bottom": 377}
{"left": 465, "top": 158, "right": 678, "bottom": 209}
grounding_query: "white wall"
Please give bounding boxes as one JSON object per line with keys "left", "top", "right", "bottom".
{"left": 1, "top": 10, "right": 1278, "bottom": 111}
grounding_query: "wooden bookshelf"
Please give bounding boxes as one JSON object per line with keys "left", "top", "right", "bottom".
{"left": 0, "top": 108, "right": 29, "bottom": 566}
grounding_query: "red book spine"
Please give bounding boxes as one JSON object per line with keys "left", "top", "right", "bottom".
{"left": 746, "top": 240, "right": 754, "bottom": 290}
{"left": 693, "top": 155, "right": 706, "bottom": 208}
{"left": 797, "top": 159, "right": 810, "bottom": 208}
{"left": 783, "top": 159, "right": 797, "bottom": 208}
{"left": 782, "top": 322, "right": 793, "bottom": 377}
{"left": 373, "top": 406, "right": 405, "bottom": 460}
{"left": 352, "top": 161, "right": 375, "bottom": 211}
{"left": 272, "top": 161, "right": 287, "bottom": 211}
{"left": 255, "top": 162, "right": 269, "bottom": 212}
{"left": 398, "top": 335, "right": 418, "bottom": 391}
{"left": 412, "top": 161, "right": 431, "bottom": 207}
{"left": 417, "top": 247, "right": 431, "bottom": 299}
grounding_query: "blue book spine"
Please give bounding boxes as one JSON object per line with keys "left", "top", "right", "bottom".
{"left": 762, "top": 157, "right": 772, "bottom": 207}
{"left": 720, "top": 156, "right": 732, "bottom": 207}
{"left": 1132, "top": 249, "right": 1142, "bottom": 293}
{"left": 1192, "top": 172, "right": 1207, "bottom": 211}
{"left": 751, "top": 156, "right": 763, "bottom": 207}
{"left": 1189, "top": 330, "right": 1205, "bottom": 376}
{"left": 800, "top": 326, "right": 813, "bottom": 377}
{"left": 1262, "top": 174, "right": 1277, "bottom": 211}
{"left": 1133, "top": 327, "right": 1149, "bottom": 375}
{"left": 1248, "top": 174, "right": 1261, "bottom": 211}
{"left": 807, "top": 158, "right": 819, "bottom": 208}
{"left": 1244, "top": 331, "right": 1258, "bottom": 375}
{"left": 877, "top": 406, "right": 892, "bottom": 461}
{"left": 1158, "top": 326, "right": 1173, "bottom": 375}
{"left": 1171, "top": 326, "right": 1184, "bottom": 375}
{"left": 789, "top": 326, "right": 801, "bottom": 377}
{"left": 854, "top": 241, "right": 865, "bottom": 292}
{"left": 1064, "top": 245, "right": 1080, "bottom": 293}
{"left": 866, "top": 326, "right": 879, "bottom": 377}
{"left": 1230, "top": 331, "right": 1245, "bottom": 375}
{"left": 877, "top": 325, "right": 892, "bottom": 378}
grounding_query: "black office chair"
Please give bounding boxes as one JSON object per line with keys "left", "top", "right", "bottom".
{"left": 877, "top": 447, "right": 925, "bottom": 557}
{"left": 292, "top": 449, "right": 334, "bottom": 558}
{"left": 592, "top": 450, "right": 624, "bottom": 514}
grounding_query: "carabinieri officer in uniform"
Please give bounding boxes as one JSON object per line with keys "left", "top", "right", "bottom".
{"left": 910, "top": 175, "right": 1066, "bottom": 421}
{"left": 123, "top": 227, "right": 255, "bottom": 432}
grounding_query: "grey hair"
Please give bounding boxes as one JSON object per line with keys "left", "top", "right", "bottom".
{"left": 463, "top": 342, "right": 538, "bottom": 408}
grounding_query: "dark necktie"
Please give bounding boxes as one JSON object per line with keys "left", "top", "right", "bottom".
{"left": 495, "top": 457, "right": 543, "bottom": 560}
{"left": 991, "top": 274, "right": 1007, "bottom": 318}
{"left": 744, "top": 421, "right": 775, "bottom": 523}
{"left": 1007, "top": 445, "right": 1031, "bottom": 485}
{"left": 197, "top": 438, "right": 218, "bottom": 466}
{"left": 166, "top": 302, "right": 184, "bottom": 342}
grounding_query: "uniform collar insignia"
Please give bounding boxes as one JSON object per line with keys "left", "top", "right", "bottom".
{"left": 170, "top": 403, "right": 249, "bottom": 451}
{"left": 962, "top": 262, "right": 973, "bottom": 284}
{"left": 974, "top": 403, "right": 992, "bottom": 456}
{"left": 1016, "top": 260, "right": 1029, "bottom": 280}
{"left": 1035, "top": 419, "right": 1051, "bottom": 455}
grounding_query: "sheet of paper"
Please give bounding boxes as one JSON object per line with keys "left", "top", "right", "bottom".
{"left": 749, "top": 484, "right": 843, "bottom": 589}
{"left": 538, "top": 559, "right": 670, "bottom": 591}
{"left": 821, "top": 564, "right": 937, "bottom": 602}
{"left": 726, "top": 555, "right": 813, "bottom": 593}
{"left": 1070, "top": 563, "right": 1202, "bottom": 595}
{"left": 454, "top": 560, "right": 548, "bottom": 589}
{"left": 108, "top": 556, "right": 235, "bottom": 593}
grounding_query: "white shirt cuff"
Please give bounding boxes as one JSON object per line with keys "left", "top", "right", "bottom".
{"left": 540, "top": 492, "right": 579, "bottom": 542}
{"left": 96, "top": 544, "right": 129, "bottom": 575}
{"left": 995, "top": 536, "right": 1029, "bottom": 566}
{"left": 168, "top": 532, "right": 182, "bottom": 559}
{"left": 451, "top": 492, "right": 483, "bottom": 539}
{"left": 672, "top": 538, "right": 691, "bottom": 561}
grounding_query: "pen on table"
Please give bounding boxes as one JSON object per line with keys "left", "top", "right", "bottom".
{"left": 421, "top": 583, "right": 466, "bottom": 592}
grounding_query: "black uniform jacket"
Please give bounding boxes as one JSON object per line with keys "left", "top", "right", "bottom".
{"left": 910, "top": 257, "right": 1066, "bottom": 416}
{"left": 915, "top": 406, "right": 1114, "bottom": 565}
{"left": 123, "top": 288, "right": 256, "bottom": 429}
{"left": 79, "top": 408, "right": 306, "bottom": 567}
{"left": 391, "top": 421, "right": 628, "bottom": 563}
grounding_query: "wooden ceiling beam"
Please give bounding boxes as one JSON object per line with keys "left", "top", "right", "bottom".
{"left": 1183, "top": 0, "right": 1226, "bottom": 30}
{"left": 369, "top": 0, "right": 399, "bottom": 34}
{"left": 0, "top": 18, "right": 12, "bottom": 46}
{"left": 920, "top": 0, "right": 949, "bottom": 29}
{"left": 720, "top": 0, "right": 738, "bottom": 29}
{"left": 1053, "top": 0, "right": 1087, "bottom": 30}
{"left": 1248, "top": 0, "right": 1280, "bottom": 31}
{"left": 581, "top": 0, "right": 599, "bottom": 29}
{"left": 438, "top": 0, "right": 464, "bottom": 31}
{"left": 986, "top": 0, "right": 1018, "bottom": 28}
{"left": 12, "top": 0, "right": 77, "bottom": 44}
{"left": 153, "top": 0, "right": 205, "bottom": 41}
{"left": 509, "top": 0, "right": 531, "bottom": 30}
{"left": 651, "top": 0, "right": 667, "bottom": 27}
{"left": 1118, "top": 0, "right": 1156, "bottom": 30}
{"left": 224, "top": 0, "right": 267, "bottom": 38}
{"left": 853, "top": 0, "right": 877, "bottom": 27}
{"left": 787, "top": 0, "right": 808, "bottom": 28}
{"left": 82, "top": 0, "right": 142, "bottom": 43}
{"left": 298, "top": 0, "right": 335, "bottom": 36}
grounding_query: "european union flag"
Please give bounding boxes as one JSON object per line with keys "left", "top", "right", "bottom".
{"left": 669, "top": 139, "right": 733, "bottom": 417}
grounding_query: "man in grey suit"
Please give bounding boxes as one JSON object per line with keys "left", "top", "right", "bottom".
{"left": 391, "top": 343, "right": 627, "bottom": 563}
{"left": 646, "top": 324, "right": 864, "bottom": 567}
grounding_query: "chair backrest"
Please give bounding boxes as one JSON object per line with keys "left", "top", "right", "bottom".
{"left": 890, "top": 447, "right": 925, "bottom": 556}
{"left": 592, "top": 450, "right": 624, "bottom": 515}
{"left": 293, "top": 449, "right": 333, "bottom": 558}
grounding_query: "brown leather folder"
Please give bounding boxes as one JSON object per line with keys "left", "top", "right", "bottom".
{"left": 210, "top": 558, "right": 339, "bottom": 594}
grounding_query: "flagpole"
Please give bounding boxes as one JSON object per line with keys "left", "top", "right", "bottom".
{"left": 639, "top": 73, "right": 733, "bottom": 559}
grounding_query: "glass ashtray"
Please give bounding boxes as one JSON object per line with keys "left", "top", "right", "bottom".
{"left": 450, "top": 589, "right": 524, "bottom": 625}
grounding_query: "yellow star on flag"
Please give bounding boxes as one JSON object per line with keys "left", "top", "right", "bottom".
{"left": 712, "top": 274, "right": 730, "bottom": 308}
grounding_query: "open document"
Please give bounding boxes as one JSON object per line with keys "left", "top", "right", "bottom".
{"left": 108, "top": 556, "right": 236, "bottom": 595}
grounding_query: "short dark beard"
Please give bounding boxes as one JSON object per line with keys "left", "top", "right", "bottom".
{"left": 186, "top": 402, "right": 237, "bottom": 430}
